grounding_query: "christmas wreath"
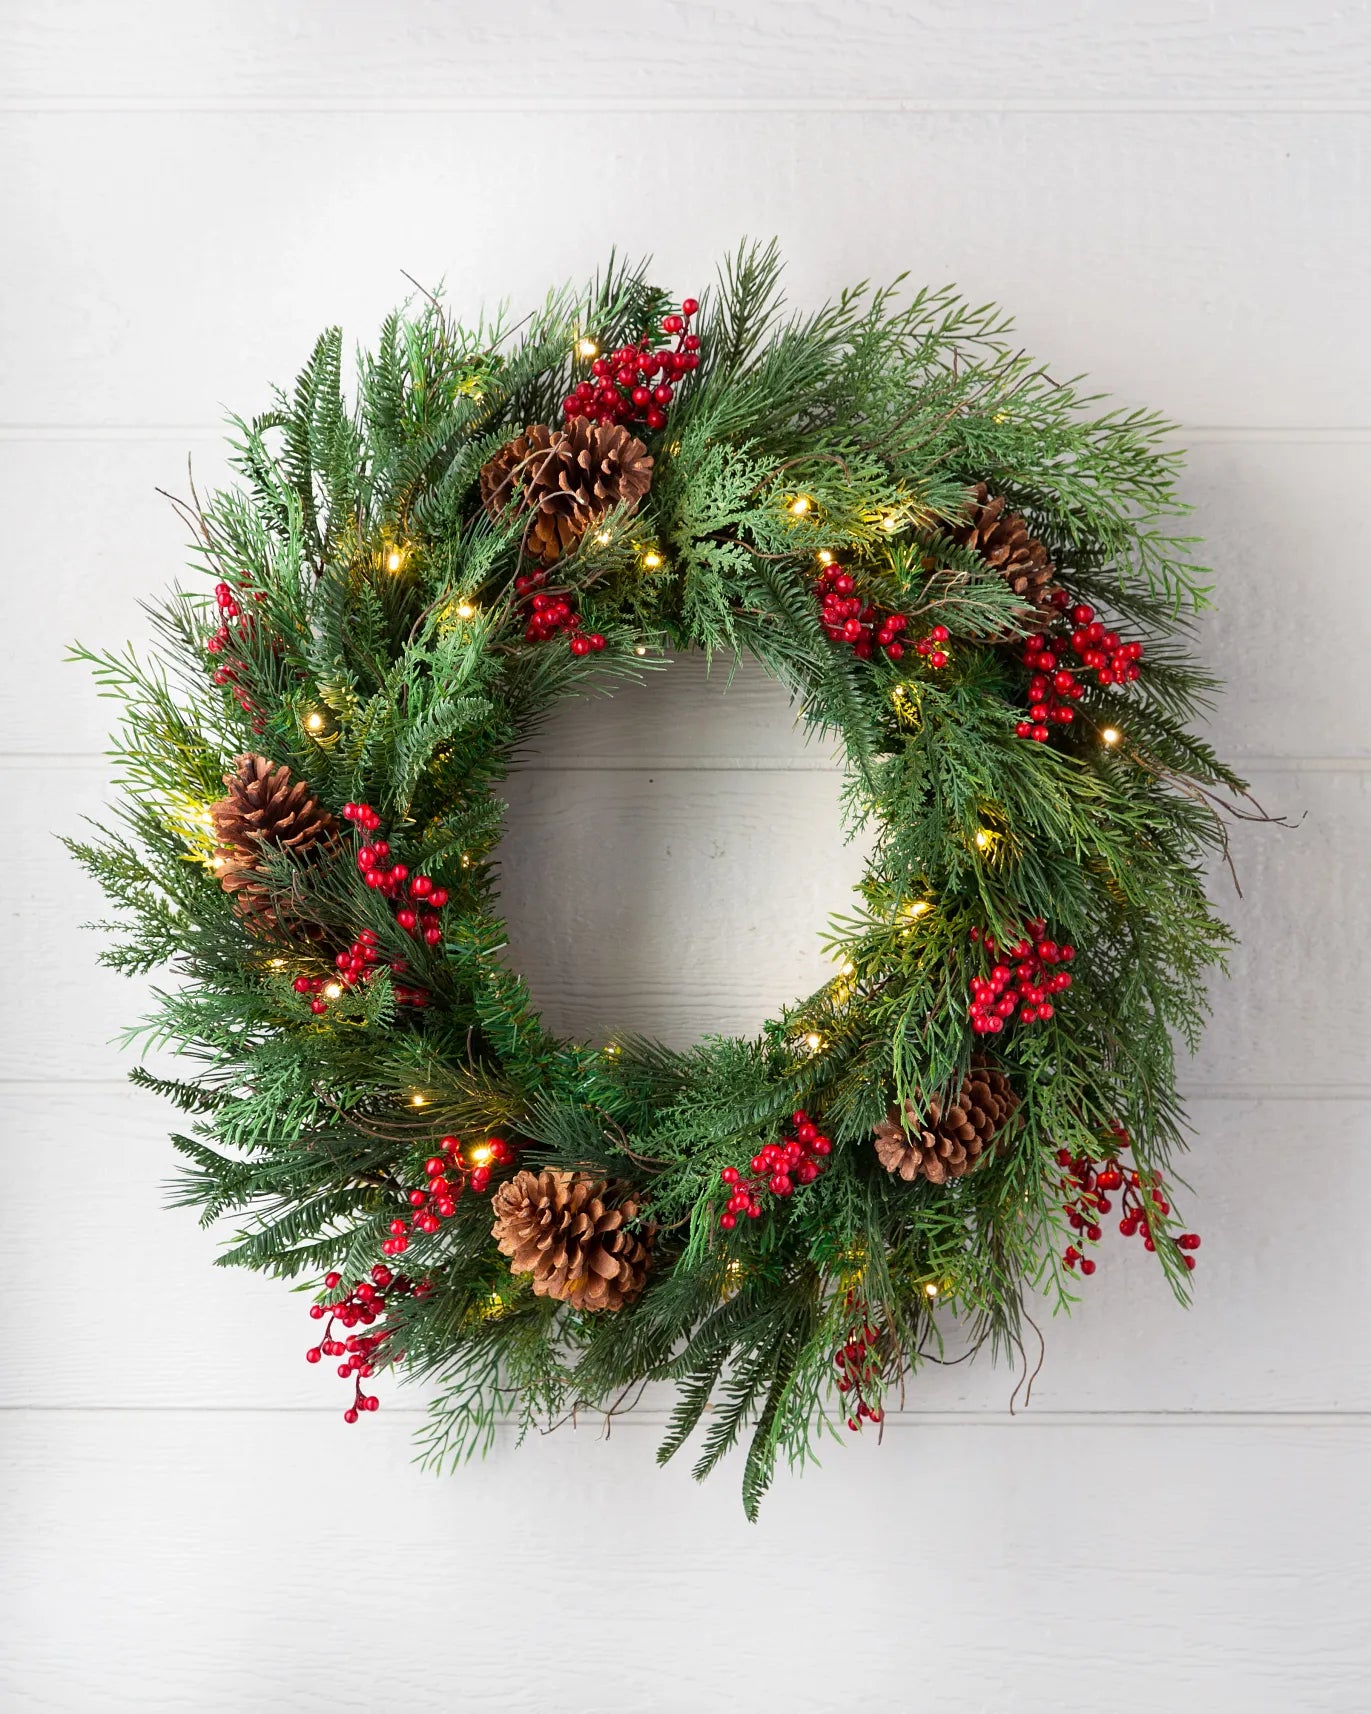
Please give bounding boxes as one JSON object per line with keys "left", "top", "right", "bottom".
{"left": 73, "top": 245, "right": 1245, "bottom": 1516}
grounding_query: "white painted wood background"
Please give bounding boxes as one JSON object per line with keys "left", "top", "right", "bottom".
{"left": 2, "top": 4, "right": 1368, "bottom": 1708}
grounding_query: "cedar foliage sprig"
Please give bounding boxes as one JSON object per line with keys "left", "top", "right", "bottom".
{"left": 70, "top": 243, "right": 1241, "bottom": 1517}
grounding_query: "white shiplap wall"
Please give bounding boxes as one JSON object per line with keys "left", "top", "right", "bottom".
{"left": 1, "top": 5, "right": 1368, "bottom": 1709}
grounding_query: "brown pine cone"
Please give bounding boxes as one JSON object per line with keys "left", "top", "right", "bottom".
{"left": 479, "top": 416, "right": 653, "bottom": 564}
{"left": 950, "top": 482, "right": 1061, "bottom": 620}
{"left": 211, "top": 755, "right": 338, "bottom": 857}
{"left": 873, "top": 1060, "right": 1020, "bottom": 1185}
{"left": 209, "top": 756, "right": 337, "bottom": 938}
{"left": 491, "top": 1168, "right": 652, "bottom": 1311}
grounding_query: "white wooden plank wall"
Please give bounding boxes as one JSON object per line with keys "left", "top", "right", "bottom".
{"left": 1, "top": 5, "right": 1367, "bottom": 1709}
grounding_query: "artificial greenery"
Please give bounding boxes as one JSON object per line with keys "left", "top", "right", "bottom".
{"left": 72, "top": 244, "right": 1243, "bottom": 1517}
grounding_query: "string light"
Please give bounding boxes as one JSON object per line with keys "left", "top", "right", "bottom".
{"left": 385, "top": 548, "right": 404, "bottom": 573}
{"left": 470, "top": 1143, "right": 494, "bottom": 1165}
{"left": 409, "top": 1093, "right": 427, "bottom": 1108}
{"left": 641, "top": 549, "right": 664, "bottom": 570}
{"left": 1101, "top": 726, "right": 1121, "bottom": 747}
{"left": 305, "top": 710, "right": 326, "bottom": 733}
{"left": 924, "top": 1282, "right": 939, "bottom": 1298}
{"left": 593, "top": 529, "right": 613, "bottom": 546}
{"left": 575, "top": 336, "right": 599, "bottom": 359}
{"left": 975, "top": 830, "right": 993, "bottom": 851}
{"left": 267, "top": 958, "right": 286, "bottom": 970}
{"left": 905, "top": 900, "right": 931, "bottom": 920}
{"left": 881, "top": 513, "right": 900, "bottom": 532}
{"left": 839, "top": 959, "right": 856, "bottom": 977}
{"left": 455, "top": 601, "right": 476, "bottom": 620}
{"left": 789, "top": 494, "right": 813, "bottom": 517}
{"left": 633, "top": 644, "right": 648, "bottom": 657}
{"left": 461, "top": 853, "right": 474, "bottom": 868}
{"left": 323, "top": 982, "right": 343, "bottom": 1000}
{"left": 816, "top": 549, "right": 835, "bottom": 566}
{"left": 838, "top": 1241, "right": 869, "bottom": 1284}
{"left": 805, "top": 1031, "right": 823, "bottom": 1054}
{"left": 602, "top": 1043, "right": 621, "bottom": 1058}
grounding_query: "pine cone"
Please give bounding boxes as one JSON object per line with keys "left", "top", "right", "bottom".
{"left": 479, "top": 417, "right": 653, "bottom": 564}
{"left": 211, "top": 755, "right": 338, "bottom": 857}
{"left": 873, "top": 1061, "right": 1020, "bottom": 1185}
{"left": 950, "top": 482, "right": 1061, "bottom": 620}
{"left": 491, "top": 1168, "right": 652, "bottom": 1311}
{"left": 209, "top": 756, "right": 337, "bottom": 938}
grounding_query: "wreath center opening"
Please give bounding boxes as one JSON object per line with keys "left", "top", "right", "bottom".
{"left": 498, "top": 653, "right": 874, "bottom": 1049}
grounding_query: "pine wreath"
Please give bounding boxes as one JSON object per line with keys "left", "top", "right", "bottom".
{"left": 72, "top": 245, "right": 1243, "bottom": 1517}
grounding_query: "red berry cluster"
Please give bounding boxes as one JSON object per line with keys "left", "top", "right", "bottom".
{"left": 1057, "top": 597, "right": 1144, "bottom": 688}
{"left": 718, "top": 1110, "right": 832, "bottom": 1228}
{"left": 561, "top": 298, "right": 701, "bottom": 431}
{"left": 292, "top": 972, "right": 339, "bottom": 1015}
{"left": 1056, "top": 1128, "right": 1200, "bottom": 1277}
{"left": 306, "top": 1264, "right": 433, "bottom": 1422}
{"left": 913, "top": 623, "right": 950, "bottom": 668}
{"left": 381, "top": 1134, "right": 514, "bottom": 1257}
{"left": 205, "top": 581, "right": 267, "bottom": 730}
{"left": 815, "top": 561, "right": 910, "bottom": 661}
{"left": 833, "top": 1295, "right": 885, "bottom": 1432}
{"left": 515, "top": 571, "right": 607, "bottom": 655}
{"left": 345, "top": 807, "right": 449, "bottom": 928}
{"left": 1016, "top": 595, "right": 1144, "bottom": 742}
{"left": 967, "top": 919, "right": 1075, "bottom": 1035}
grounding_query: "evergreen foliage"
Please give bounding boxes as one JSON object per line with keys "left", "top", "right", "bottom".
{"left": 71, "top": 245, "right": 1243, "bottom": 1516}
